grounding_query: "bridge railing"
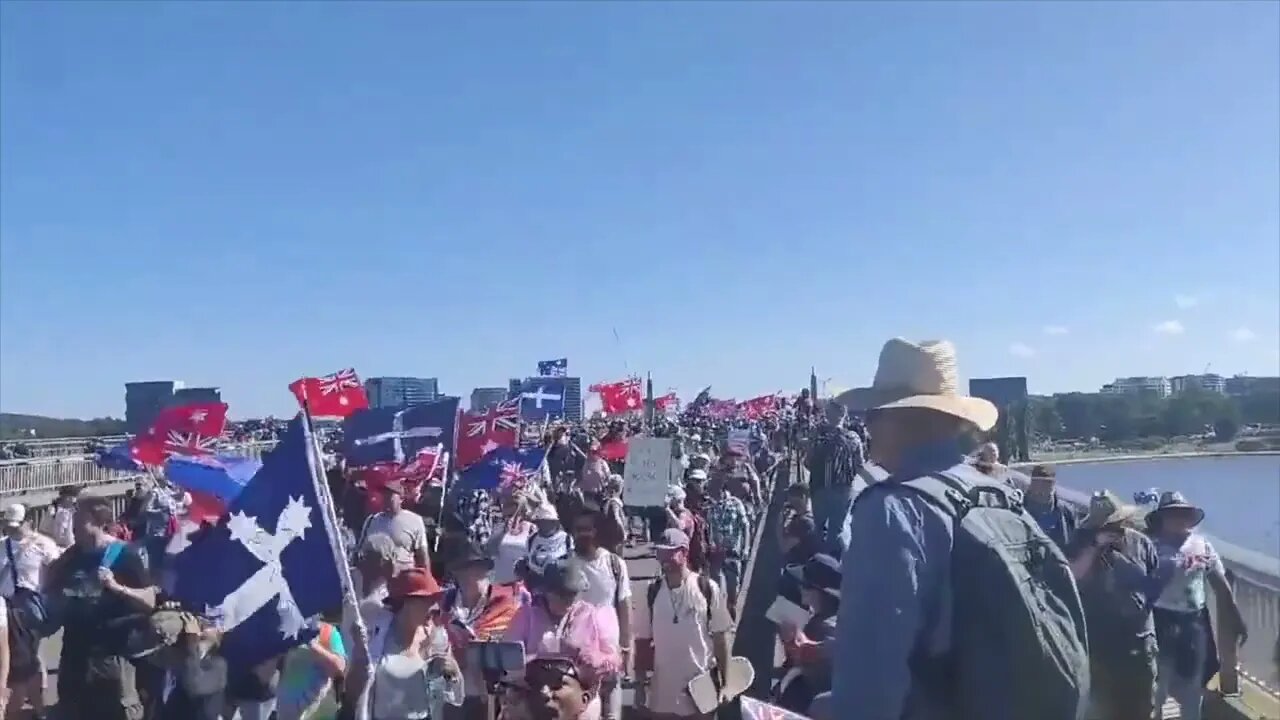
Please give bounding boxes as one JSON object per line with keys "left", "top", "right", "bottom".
{"left": 0, "top": 441, "right": 278, "bottom": 496}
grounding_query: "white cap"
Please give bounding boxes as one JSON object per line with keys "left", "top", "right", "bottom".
{"left": 2, "top": 504, "right": 27, "bottom": 527}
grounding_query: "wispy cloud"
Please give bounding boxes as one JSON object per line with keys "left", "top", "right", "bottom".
{"left": 1008, "top": 342, "right": 1037, "bottom": 358}
{"left": 1230, "top": 327, "right": 1257, "bottom": 343}
{"left": 1174, "top": 294, "right": 1200, "bottom": 309}
{"left": 1042, "top": 325, "right": 1069, "bottom": 336}
{"left": 1153, "top": 320, "right": 1185, "bottom": 336}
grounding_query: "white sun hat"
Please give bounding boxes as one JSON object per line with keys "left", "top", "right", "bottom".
{"left": 835, "top": 338, "right": 998, "bottom": 432}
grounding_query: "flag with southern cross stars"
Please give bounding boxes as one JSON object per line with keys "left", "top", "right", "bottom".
{"left": 537, "top": 358, "right": 568, "bottom": 377}
{"left": 516, "top": 378, "right": 566, "bottom": 421}
{"left": 340, "top": 396, "right": 460, "bottom": 467}
{"left": 171, "top": 416, "right": 343, "bottom": 668}
{"left": 455, "top": 446, "right": 547, "bottom": 492}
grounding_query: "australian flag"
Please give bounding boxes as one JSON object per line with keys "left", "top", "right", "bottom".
{"left": 341, "top": 396, "right": 460, "bottom": 467}
{"left": 537, "top": 358, "right": 568, "bottom": 377}
{"left": 516, "top": 378, "right": 566, "bottom": 421}
{"left": 456, "top": 446, "right": 547, "bottom": 492}
{"left": 171, "top": 417, "right": 343, "bottom": 667}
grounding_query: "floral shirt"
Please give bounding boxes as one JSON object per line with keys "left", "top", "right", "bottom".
{"left": 705, "top": 495, "right": 750, "bottom": 557}
{"left": 1153, "top": 532, "right": 1223, "bottom": 613}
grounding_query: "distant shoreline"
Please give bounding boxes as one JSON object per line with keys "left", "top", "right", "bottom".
{"left": 1015, "top": 449, "right": 1280, "bottom": 468}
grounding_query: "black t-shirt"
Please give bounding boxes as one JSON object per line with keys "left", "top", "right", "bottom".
{"left": 51, "top": 541, "right": 151, "bottom": 657}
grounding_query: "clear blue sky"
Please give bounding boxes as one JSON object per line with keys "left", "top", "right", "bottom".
{"left": 2, "top": 2, "right": 1277, "bottom": 419}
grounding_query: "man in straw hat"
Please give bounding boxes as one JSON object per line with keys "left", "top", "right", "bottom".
{"left": 820, "top": 338, "right": 1088, "bottom": 720}
{"left": 1068, "top": 489, "right": 1168, "bottom": 720}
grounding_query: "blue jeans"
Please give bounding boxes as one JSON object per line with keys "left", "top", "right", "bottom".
{"left": 812, "top": 483, "right": 854, "bottom": 554}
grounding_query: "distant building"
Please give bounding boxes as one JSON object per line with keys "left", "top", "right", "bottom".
{"left": 364, "top": 377, "right": 440, "bottom": 409}
{"left": 125, "top": 380, "right": 183, "bottom": 434}
{"left": 1224, "top": 375, "right": 1280, "bottom": 397}
{"left": 968, "top": 377, "right": 1029, "bottom": 408}
{"left": 509, "top": 377, "right": 583, "bottom": 422}
{"left": 1170, "top": 374, "right": 1226, "bottom": 395}
{"left": 1101, "top": 376, "right": 1171, "bottom": 398}
{"left": 470, "top": 387, "right": 509, "bottom": 412}
{"left": 171, "top": 387, "right": 223, "bottom": 406}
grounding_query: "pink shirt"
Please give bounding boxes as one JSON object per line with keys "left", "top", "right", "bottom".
{"left": 503, "top": 599, "right": 621, "bottom": 684}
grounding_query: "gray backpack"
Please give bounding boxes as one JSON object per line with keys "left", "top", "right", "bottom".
{"left": 888, "top": 467, "right": 1089, "bottom": 720}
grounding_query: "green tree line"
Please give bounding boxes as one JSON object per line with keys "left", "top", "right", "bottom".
{"left": 1026, "top": 388, "right": 1280, "bottom": 443}
{"left": 0, "top": 413, "right": 128, "bottom": 441}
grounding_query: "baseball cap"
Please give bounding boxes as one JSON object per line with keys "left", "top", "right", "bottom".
{"left": 654, "top": 528, "right": 690, "bottom": 551}
{"left": 2, "top": 504, "right": 27, "bottom": 527}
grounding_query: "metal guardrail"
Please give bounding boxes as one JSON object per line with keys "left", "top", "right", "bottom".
{"left": 0, "top": 441, "right": 278, "bottom": 496}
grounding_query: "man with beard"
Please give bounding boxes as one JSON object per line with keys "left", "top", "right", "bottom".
{"left": 634, "top": 529, "right": 732, "bottom": 720}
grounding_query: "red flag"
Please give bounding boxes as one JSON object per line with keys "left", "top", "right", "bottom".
{"left": 184, "top": 489, "right": 228, "bottom": 524}
{"left": 738, "top": 394, "right": 779, "bottom": 420}
{"left": 598, "top": 438, "right": 629, "bottom": 462}
{"left": 456, "top": 400, "right": 520, "bottom": 469}
{"left": 131, "top": 402, "right": 229, "bottom": 466}
{"left": 655, "top": 392, "right": 679, "bottom": 412}
{"left": 288, "top": 368, "right": 369, "bottom": 418}
{"left": 597, "top": 379, "right": 643, "bottom": 415}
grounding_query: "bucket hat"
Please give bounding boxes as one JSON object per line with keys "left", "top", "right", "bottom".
{"left": 1079, "top": 490, "right": 1141, "bottom": 530}
{"left": 1145, "top": 491, "right": 1205, "bottom": 529}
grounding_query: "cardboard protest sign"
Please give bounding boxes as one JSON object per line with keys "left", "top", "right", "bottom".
{"left": 622, "top": 437, "right": 675, "bottom": 508}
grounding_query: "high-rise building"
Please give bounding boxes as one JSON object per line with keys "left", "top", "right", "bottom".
{"left": 125, "top": 380, "right": 182, "bottom": 434}
{"left": 364, "top": 377, "right": 440, "bottom": 409}
{"left": 1224, "top": 375, "right": 1280, "bottom": 397}
{"left": 509, "top": 377, "right": 583, "bottom": 422}
{"left": 470, "top": 387, "right": 509, "bottom": 412}
{"left": 171, "top": 387, "right": 223, "bottom": 406}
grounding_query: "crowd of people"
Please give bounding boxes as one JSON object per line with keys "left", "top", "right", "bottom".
{"left": 0, "top": 337, "right": 1272, "bottom": 720}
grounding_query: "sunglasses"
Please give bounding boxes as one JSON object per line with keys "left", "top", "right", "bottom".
{"left": 522, "top": 657, "right": 582, "bottom": 691}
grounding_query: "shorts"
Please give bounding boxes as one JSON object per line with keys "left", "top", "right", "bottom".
{"left": 57, "top": 655, "right": 144, "bottom": 720}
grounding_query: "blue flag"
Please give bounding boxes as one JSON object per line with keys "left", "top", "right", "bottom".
{"left": 165, "top": 454, "right": 262, "bottom": 505}
{"left": 95, "top": 443, "right": 143, "bottom": 472}
{"left": 341, "top": 396, "right": 460, "bottom": 467}
{"left": 517, "top": 378, "right": 566, "bottom": 421}
{"left": 537, "top": 358, "right": 568, "bottom": 377}
{"left": 171, "top": 417, "right": 343, "bottom": 667}
{"left": 457, "top": 446, "right": 547, "bottom": 491}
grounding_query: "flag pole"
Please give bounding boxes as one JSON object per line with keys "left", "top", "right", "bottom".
{"left": 298, "top": 401, "right": 367, "bottom": 647}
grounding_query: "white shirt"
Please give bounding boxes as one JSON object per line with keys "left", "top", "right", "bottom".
{"left": 491, "top": 524, "right": 533, "bottom": 585}
{"left": 0, "top": 595, "right": 7, "bottom": 629}
{"left": 0, "top": 532, "right": 60, "bottom": 597}
{"left": 576, "top": 548, "right": 630, "bottom": 608}
{"left": 635, "top": 572, "right": 733, "bottom": 716}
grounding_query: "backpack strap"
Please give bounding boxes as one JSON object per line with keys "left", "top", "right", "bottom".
{"left": 4, "top": 538, "right": 18, "bottom": 592}
{"left": 609, "top": 553, "right": 624, "bottom": 604}
{"left": 882, "top": 467, "right": 1028, "bottom": 525}
{"left": 697, "top": 574, "right": 714, "bottom": 626}
{"left": 101, "top": 541, "right": 125, "bottom": 569}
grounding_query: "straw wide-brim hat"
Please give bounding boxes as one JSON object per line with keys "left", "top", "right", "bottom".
{"left": 834, "top": 338, "right": 998, "bottom": 432}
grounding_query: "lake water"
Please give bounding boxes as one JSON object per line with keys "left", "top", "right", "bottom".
{"left": 1054, "top": 454, "right": 1280, "bottom": 559}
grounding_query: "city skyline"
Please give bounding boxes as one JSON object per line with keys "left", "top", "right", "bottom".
{"left": 1, "top": 3, "right": 1276, "bottom": 418}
